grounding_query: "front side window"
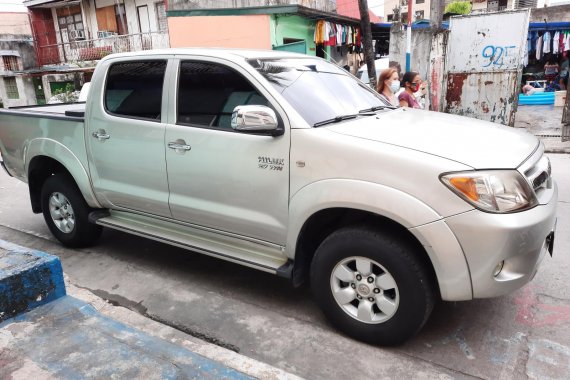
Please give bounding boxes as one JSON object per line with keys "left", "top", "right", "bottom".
{"left": 177, "top": 61, "right": 269, "bottom": 129}
{"left": 248, "top": 57, "right": 390, "bottom": 126}
{"left": 105, "top": 60, "right": 166, "bottom": 121}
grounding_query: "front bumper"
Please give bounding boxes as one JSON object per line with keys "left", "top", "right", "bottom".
{"left": 445, "top": 181, "right": 558, "bottom": 299}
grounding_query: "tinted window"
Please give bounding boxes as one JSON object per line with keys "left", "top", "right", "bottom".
{"left": 105, "top": 60, "right": 166, "bottom": 121}
{"left": 177, "top": 61, "right": 268, "bottom": 129}
{"left": 248, "top": 58, "right": 390, "bottom": 126}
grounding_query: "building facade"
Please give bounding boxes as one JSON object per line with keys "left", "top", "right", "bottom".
{"left": 167, "top": 2, "right": 362, "bottom": 69}
{"left": 25, "top": 0, "right": 170, "bottom": 67}
{"left": 0, "top": 12, "right": 37, "bottom": 108}
{"left": 384, "top": 0, "right": 552, "bottom": 23}
{"left": 0, "top": 0, "right": 173, "bottom": 108}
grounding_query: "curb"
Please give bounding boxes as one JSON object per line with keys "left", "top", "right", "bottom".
{"left": 0, "top": 240, "right": 66, "bottom": 321}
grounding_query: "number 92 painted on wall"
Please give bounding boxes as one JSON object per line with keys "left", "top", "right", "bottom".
{"left": 482, "top": 45, "right": 517, "bottom": 67}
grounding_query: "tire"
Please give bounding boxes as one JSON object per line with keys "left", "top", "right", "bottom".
{"left": 311, "top": 226, "right": 436, "bottom": 346}
{"left": 40, "top": 173, "right": 102, "bottom": 248}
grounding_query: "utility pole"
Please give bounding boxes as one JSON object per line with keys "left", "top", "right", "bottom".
{"left": 405, "top": 0, "right": 413, "bottom": 72}
{"left": 430, "top": 0, "right": 445, "bottom": 29}
{"left": 358, "top": 0, "right": 377, "bottom": 89}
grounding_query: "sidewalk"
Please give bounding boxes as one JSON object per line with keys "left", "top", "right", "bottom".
{"left": 514, "top": 104, "right": 570, "bottom": 153}
{"left": 0, "top": 241, "right": 300, "bottom": 379}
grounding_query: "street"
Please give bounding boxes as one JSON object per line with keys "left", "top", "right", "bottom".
{"left": 0, "top": 153, "right": 569, "bottom": 380}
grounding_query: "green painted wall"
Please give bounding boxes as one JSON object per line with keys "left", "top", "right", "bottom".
{"left": 270, "top": 14, "right": 316, "bottom": 56}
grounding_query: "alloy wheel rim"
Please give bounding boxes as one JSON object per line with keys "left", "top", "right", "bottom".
{"left": 330, "top": 256, "right": 400, "bottom": 324}
{"left": 48, "top": 192, "right": 75, "bottom": 234}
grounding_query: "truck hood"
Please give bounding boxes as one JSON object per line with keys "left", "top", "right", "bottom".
{"left": 326, "top": 108, "right": 538, "bottom": 169}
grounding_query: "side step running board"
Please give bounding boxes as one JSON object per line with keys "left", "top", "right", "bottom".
{"left": 89, "top": 210, "right": 293, "bottom": 278}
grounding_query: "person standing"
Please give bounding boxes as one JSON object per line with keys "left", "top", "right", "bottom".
{"left": 376, "top": 68, "right": 400, "bottom": 106}
{"left": 544, "top": 57, "right": 559, "bottom": 82}
{"left": 398, "top": 71, "right": 422, "bottom": 108}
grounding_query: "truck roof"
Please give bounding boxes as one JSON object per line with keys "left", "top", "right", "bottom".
{"left": 100, "top": 48, "right": 310, "bottom": 63}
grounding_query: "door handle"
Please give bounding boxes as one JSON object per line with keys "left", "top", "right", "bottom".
{"left": 92, "top": 130, "right": 110, "bottom": 141}
{"left": 168, "top": 141, "right": 191, "bottom": 151}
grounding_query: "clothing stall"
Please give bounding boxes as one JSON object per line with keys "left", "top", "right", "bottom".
{"left": 521, "top": 22, "right": 570, "bottom": 105}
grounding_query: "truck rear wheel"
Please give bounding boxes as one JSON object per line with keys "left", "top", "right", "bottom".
{"left": 41, "top": 174, "right": 102, "bottom": 247}
{"left": 310, "top": 226, "right": 435, "bottom": 345}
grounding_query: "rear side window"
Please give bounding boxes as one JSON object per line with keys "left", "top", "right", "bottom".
{"left": 105, "top": 60, "right": 167, "bottom": 121}
{"left": 177, "top": 61, "right": 269, "bottom": 129}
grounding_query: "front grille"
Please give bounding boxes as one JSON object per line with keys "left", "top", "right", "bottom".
{"left": 524, "top": 155, "right": 551, "bottom": 193}
{"left": 533, "top": 171, "right": 549, "bottom": 191}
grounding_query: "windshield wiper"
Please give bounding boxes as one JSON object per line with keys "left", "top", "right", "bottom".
{"left": 313, "top": 114, "right": 362, "bottom": 128}
{"left": 358, "top": 105, "right": 396, "bottom": 113}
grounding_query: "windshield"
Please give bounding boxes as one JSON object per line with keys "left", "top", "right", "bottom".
{"left": 247, "top": 58, "right": 391, "bottom": 126}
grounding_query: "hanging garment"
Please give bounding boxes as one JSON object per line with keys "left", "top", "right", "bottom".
{"left": 314, "top": 20, "right": 324, "bottom": 44}
{"left": 553, "top": 31, "right": 559, "bottom": 54}
{"left": 565, "top": 31, "right": 570, "bottom": 51}
{"left": 536, "top": 35, "right": 543, "bottom": 60}
{"left": 336, "top": 23, "right": 342, "bottom": 47}
{"left": 543, "top": 32, "right": 551, "bottom": 54}
{"left": 325, "top": 22, "right": 336, "bottom": 46}
{"left": 560, "top": 31, "right": 565, "bottom": 53}
{"left": 529, "top": 31, "right": 538, "bottom": 55}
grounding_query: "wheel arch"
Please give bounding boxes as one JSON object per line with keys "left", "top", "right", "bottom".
{"left": 292, "top": 208, "right": 438, "bottom": 293}
{"left": 26, "top": 141, "right": 101, "bottom": 213}
{"left": 287, "top": 179, "right": 472, "bottom": 301}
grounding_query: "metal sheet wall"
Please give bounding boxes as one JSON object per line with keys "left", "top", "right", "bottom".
{"left": 443, "top": 10, "right": 530, "bottom": 126}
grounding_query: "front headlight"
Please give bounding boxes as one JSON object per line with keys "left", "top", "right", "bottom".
{"left": 440, "top": 170, "right": 538, "bottom": 213}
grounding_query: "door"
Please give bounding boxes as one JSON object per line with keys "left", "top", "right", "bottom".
{"left": 87, "top": 59, "right": 171, "bottom": 217}
{"left": 32, "top": 77, "right": 46, "bottom": 105}
{"left": 164, "top": 59, "right": 290, "bottom": 244}
{"left": 443, "top": 10, "right": 530, "bottom": 126}
{"left": 137, "top": 5, "right": 151, "bottom": 33}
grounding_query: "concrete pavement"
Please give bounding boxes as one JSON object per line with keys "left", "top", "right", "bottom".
{"left": 0, "top": 240, "right": 300, "bottom": 379}
{"left": 514, "top": 104, "right": 570, "bottom": 153}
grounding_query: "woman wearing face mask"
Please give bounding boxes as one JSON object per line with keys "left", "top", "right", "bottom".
{"left": 398, "top": 71, "right": 422, "bottom": 108}
{"left": 376, "top": 68, "right": 400, "bottom": 106}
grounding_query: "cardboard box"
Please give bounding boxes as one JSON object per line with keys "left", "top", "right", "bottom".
{"left": 555, "top": 90, "right": 567, "bottom": 107}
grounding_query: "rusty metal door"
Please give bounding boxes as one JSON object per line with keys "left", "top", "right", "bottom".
{"left": 443, "top": 10, "right": 530, "bottom": 126}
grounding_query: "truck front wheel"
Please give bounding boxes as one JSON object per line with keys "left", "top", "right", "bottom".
{"left": 311, "top": 226, "right": 435, "bottom": 345}
{"left": 40, "top": 174, "right": 102, "bottom": 247}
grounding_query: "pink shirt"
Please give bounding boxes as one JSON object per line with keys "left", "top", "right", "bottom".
{"left": 398, "top": 91, "right": 421, "bottom": 109}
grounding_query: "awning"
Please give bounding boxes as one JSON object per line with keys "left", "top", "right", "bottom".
{"left": 529, "top": 22, "right": 570, "bottom": 32}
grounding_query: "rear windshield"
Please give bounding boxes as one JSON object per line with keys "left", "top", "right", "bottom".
{"left": 247, "top": 58, "right": 390, "bottom": 126}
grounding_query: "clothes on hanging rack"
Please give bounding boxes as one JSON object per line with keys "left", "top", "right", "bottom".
{"left": 313, "top": 20, "right": 362, "bottom": 52}
{"left": 530, "top": 29, "right": 570, "bottom": 62}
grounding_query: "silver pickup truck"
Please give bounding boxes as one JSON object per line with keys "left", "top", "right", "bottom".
{"left": 0, "top": 49, "right": 557, "bottom": 345}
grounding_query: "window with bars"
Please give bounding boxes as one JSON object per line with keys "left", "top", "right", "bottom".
{"left": 4, "top": 77, "right": 19, "bottom": 99}
{"left": 57, "top": 7, "right": 84, "bottom": 40}
{"left": 2, "top": 56, "right": 19, "bottom": 71}
{"left": 156, "top": 2, "right": 168, "bottom": 32}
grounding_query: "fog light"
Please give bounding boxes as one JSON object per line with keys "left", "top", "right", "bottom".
{"left": 493, "top": 261, "right": 505, "bottom": 277}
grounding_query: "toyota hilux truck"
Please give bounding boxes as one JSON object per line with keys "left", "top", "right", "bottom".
{"left": 0, "top": 49, "right": 557, "bottom": 345}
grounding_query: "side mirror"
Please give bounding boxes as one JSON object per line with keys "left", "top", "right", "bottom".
{"left": 231, "top": 105, "right": 282, "bottom": 135}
